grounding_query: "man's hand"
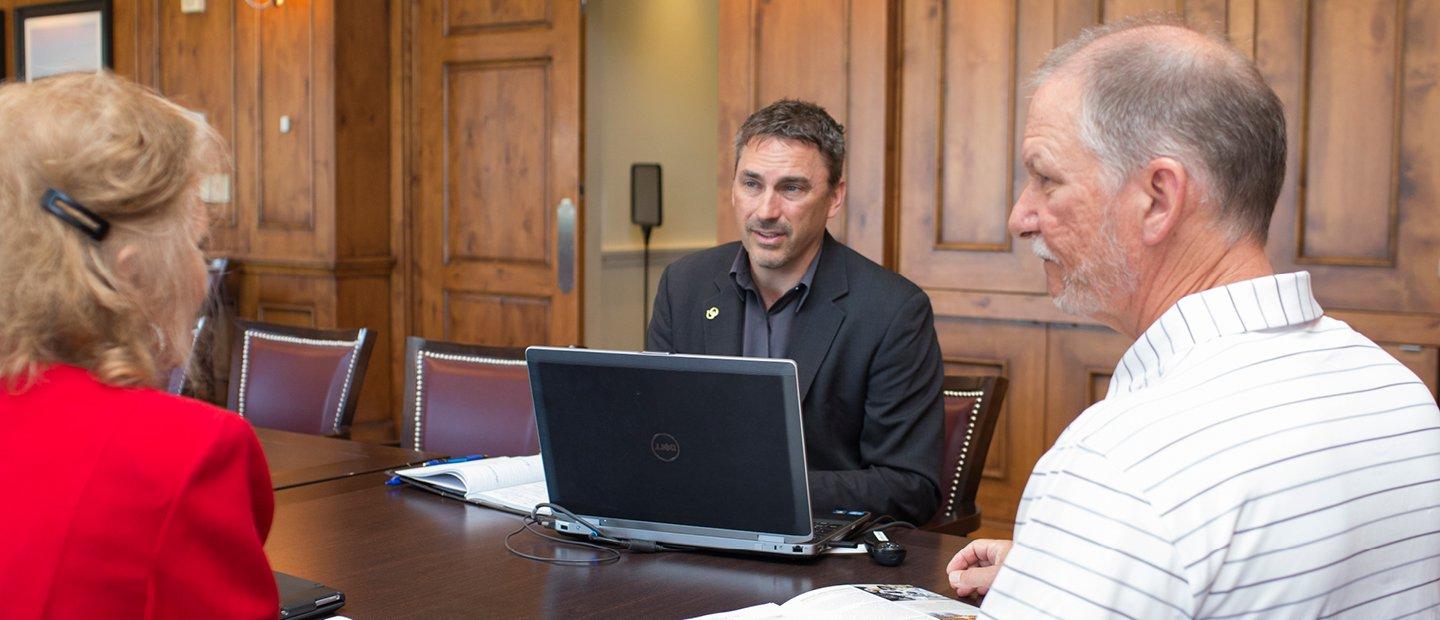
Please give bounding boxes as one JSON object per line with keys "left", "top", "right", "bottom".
{"left": 946, "top": 539, "right": 1013, "bottom": 597}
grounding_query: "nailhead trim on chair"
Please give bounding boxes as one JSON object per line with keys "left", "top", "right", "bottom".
{"left": 237, "top": 330, "right": 367, "bottom": 436}
{"left": 942, "top": 388, "right": 984, "bottom": 518}
{"left": 411, "top": 350, "right": 527, "bottom": 450}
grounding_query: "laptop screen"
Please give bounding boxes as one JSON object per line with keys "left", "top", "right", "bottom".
{"left": 527, "top": 348, "right": 811, "bottom": 537}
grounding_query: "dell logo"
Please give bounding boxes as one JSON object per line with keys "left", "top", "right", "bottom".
{"left": 651, "top": 433, "right": 680, "bottom": 462}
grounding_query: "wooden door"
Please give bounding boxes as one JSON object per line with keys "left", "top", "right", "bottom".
{"left": 411, "top": 0, "right": 583, "bottom": 347}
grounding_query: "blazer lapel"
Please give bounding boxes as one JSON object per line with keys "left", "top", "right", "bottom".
{"left": 702, "top": 274, "right": 744, "bottom": 356}
{"left": 789, "top": 235, "right": 848, "bottom": 399}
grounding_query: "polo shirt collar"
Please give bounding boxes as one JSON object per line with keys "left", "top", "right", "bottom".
{"left": 1108, "top": 271, "right": 1324, "bottom": 396}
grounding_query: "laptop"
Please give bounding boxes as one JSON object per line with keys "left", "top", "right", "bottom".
{"left": 525, "top": 346, "right": 871, "bottom": 557}
{"left": 275, "top": 571, "right": 345, "bottom": 619}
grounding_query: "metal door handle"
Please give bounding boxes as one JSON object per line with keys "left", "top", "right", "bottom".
{"left": 557, "top": 198, "right": 576, "bottom": 293}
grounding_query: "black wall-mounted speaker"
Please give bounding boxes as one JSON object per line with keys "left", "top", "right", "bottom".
{"left": 630, "top": 163, "right": 663, "bottom": 229}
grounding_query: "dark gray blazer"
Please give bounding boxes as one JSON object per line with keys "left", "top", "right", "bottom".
{"left": 646, "top": 233, "right": 943, "bottom": 524}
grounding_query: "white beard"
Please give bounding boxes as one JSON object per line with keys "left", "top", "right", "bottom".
{"left": 1031, "top": 220, "right": 1136, "bottom": 317}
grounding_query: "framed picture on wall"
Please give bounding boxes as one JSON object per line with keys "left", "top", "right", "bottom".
{"left": 13, "top": 0, "right": 111, "bottom": 82}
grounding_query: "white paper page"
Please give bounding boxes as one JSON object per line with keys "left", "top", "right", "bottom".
{"left": 472, "top": 480, "right": 551, "bottom": 514}
{"left": 779, "top": 585, "right": 978, "bottom": 619}
{"left": 394, "top": 454, "right": 544, "bottom": 495}
{"left": 687, "top": 602, "right": 785, "bottom": 620}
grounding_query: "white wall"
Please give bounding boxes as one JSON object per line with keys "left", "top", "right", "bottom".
{"left": 584, "top": 0, "right": 719, "bottom": 350}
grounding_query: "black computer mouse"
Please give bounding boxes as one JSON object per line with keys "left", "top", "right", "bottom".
{"left": 865, "top": 531, "right": 907, "bottom": 567}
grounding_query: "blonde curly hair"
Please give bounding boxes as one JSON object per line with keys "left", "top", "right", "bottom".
{"left": 0, "top": 72, "right": 225, "bottom": 389}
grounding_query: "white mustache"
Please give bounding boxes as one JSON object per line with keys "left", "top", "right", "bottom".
{"left": 1030, "top": 236, "right": 1057, "bottom": 262}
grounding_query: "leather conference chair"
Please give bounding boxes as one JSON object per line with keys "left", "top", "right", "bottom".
{"left": 401, "top": 337, "right": 538, "bottom": 457}
{"left": 927, "top": 375, "right": 1008, "bottom": 536}
{"left": 166, "top": 257, "right": 229, "bottom": 395}
{"left": 227, "top": 319, "right": 375, "bottom": 437}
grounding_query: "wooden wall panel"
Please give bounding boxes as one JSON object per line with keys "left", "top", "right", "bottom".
{"left": 338, "top": 274, "right": 395, "bottom": 443}
{"left": 1299, "top": 1, "right": 1402, "bottom": 265}
{"left": 335, "top": 0, "right": 393, "bottom": 260}
{"left": 716, "top": 0, "right": 890, "bottom": 264}
{"left": 1382, "top": 344, "right": 1439, "bottom": 398}
{"left": 1045, "top": 325, "right": 1131, "bottom": 446}
{"left": 443, "top": 292, "right": 551, "bottom": 346}
{"left": 157, "top": 0, "right": 239, "bottom": 241}
{"left": 899, "top": 0, "right": 1049, "bottom": 293}
{"left": 1261, "top": 0, "right": 1440, "bottom": 318}
{"left": 446, "top": 0, "right": 548, "bottom": 31}
{"left": 240, "top": 272, "right": 336, "bottom": 329}
{"left": 255, "top": 0, "right": 316, "bottom": 231}
{"left": 752, "top": 0, "right": 847, "bottom": 114}
{"left": 1102, "top": 0, "right": 1177, "bottom": 20}
{"left": 935, "top": 317, "right": 1046, "bottom": 539}
{"left": 445, "top": 61, "right": 550, "bottom": 265}
{"left": 937, "top": 0, "right": 1015, "bottom": 251}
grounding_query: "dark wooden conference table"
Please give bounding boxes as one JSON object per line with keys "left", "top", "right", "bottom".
{"left": 255, "top": 427, "right": 438, "bottom": 490}
{"left": 256, "top": 431, "right": 972, "bottom": 619}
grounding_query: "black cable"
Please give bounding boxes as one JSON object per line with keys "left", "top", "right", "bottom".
{"left": 641, "top": 225, "right": 653, "bottom": 344}
{"left": 503, "top": 513, "right": 621, "bottom": 566}
{"left": 860, "top": 516, "right": 917, "bottom": 538}
{"left": 503, "top": 502, "right": 684, "bottom": 566}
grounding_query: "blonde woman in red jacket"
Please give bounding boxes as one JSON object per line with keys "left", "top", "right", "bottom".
{"left": 0, "top": 72, "right": 277, "bottom": 619}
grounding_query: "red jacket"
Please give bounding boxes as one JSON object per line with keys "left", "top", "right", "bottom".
{"left": 0, "top": 365, "right": 277, "bottom": 619}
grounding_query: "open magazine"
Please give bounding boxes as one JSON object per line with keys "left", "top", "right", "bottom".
{"left": 391, "top": 455, "right": 548, "bottom": 515}
{"left": 691, "top": 584, "right": 980, "bottom": 620}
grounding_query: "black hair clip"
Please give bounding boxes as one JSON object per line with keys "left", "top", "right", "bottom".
{"left": 40, "top": 188, "right": 109, "bottom": 241}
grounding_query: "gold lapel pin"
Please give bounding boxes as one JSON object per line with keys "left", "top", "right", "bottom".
{"left": 705, "top": 307, "right": 719, "bottom": 320}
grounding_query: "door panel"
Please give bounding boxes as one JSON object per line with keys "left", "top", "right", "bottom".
{"left": 412, "top": 0, "right": 582, "bottom": 347}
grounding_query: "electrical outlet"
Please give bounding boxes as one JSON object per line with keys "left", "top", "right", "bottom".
{"left": 181, "top": 0, "right": 205, "bottom": 13}
{"left": 199, "top": 173, "right": 230, "bottom": 204}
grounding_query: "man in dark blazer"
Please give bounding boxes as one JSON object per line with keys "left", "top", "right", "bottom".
{"left": 647, "top": 100, "right": 944, "bottom": 524}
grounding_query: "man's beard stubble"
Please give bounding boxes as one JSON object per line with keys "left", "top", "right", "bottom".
{"left": 1030, "top": 217, "right": 1136, "bottom": 317}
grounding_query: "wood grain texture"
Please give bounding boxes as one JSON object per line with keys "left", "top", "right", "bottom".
{"left": 445, "top": 60, "right": 550, "bottom": 265}
{"left": 337, "top": 275, "right": 395, "bottom": 442}
{"left": 267, "top": 472, "right": 972, "bottom": 618}
{"left": 1299, "top": 0, "right": 1402, "bottom": 265}
{"left": 938, "top": 0, "right": 1015, "bottom": 251}
{"left": 1044, "top": 324, "right": 1130, "bottom": 447}
{"left": 446, "top": 0, "right": 549, "bottom": 32}
{"left": 898, "top": 0, "right": 1048, "bottom": 293}
{"left": 258, "top": 428, "right": 437, "bottom": 489}
{"left": 335, "top": 0, "right": 393, "bottom": 260}
{"left": 256, "top": 0, "right": 317, "bottom": 231}
{"left": 1261, "top": 0, "right": 1440, "bottom": 318}
{"left": 442, "top": 291, "right": 552, "bottom": 346}
{"left": 411, "top": 0, "right": 582, "bottom": 347}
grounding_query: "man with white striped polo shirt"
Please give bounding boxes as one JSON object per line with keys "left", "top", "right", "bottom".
{"left": 946, "top": 16, "right": 1440, "bottom": 619}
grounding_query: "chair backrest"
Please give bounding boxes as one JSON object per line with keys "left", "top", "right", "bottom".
{"left": 932, "top": 375, "right": 1008, "bottom": 532}
{"left": 227, "top": 319, "right": 375, "bottom": 437}
{"left": 401, "top": 337, "right": 537, "bottom": 457}
{"left": 166, "top": 258, "right": 229, "bottom": 395}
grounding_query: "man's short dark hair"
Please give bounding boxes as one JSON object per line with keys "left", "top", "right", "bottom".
{"left": 733, "top": 99, "right": 846, "bottom": 188}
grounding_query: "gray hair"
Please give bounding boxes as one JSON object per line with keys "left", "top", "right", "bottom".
{"left": 1033, "top": 15, "right": 1287, "bottom": 243}
{"left": 733, "top": 99, "right": 846, "bottom": 188}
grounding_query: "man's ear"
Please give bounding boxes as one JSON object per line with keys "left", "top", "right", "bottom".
{"left": 826, "top": 179, "right": 846, "bottom": 219}
{"left": 1137, "top": 157, "right": 1188, "bottom": 246}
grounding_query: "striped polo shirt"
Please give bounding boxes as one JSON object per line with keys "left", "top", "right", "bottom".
{"left": 981, "top": 272, "right": 1440, "bottom": 619}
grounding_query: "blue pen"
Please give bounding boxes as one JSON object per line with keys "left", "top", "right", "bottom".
{"left": 386, "top": 454, "right": 488, "bottom": 486}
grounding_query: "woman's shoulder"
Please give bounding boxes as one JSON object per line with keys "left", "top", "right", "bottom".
{"left": 26, "top": 365, "right": 246, "bottom": 438}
